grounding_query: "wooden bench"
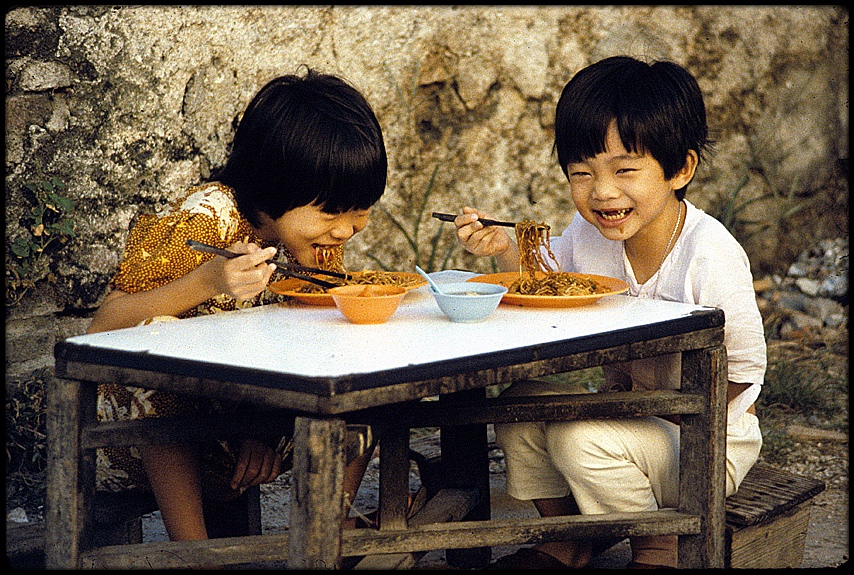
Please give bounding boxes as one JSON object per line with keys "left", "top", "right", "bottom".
{"left": 725, "top": 463, "right": 825, "bottom": 568}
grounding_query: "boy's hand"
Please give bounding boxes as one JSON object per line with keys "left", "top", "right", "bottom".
{"left": 231, "top": 438, "right": 283, "bottom": 489}
{"left": 208, "top": 243, "right": 277, "bottom": 301}
{"left": 454, "top": 207, "right": 512, "bottom": 257}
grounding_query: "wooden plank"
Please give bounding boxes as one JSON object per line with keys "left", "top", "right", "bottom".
{"left": 6, "top": 521, "right": 46, "bottom": 558}
{"left": 342, "top": 510, "right": 701, "bottom": 556}
{"left": 80, "top": 412, "right": 297, "bottom": 448}
{"left": 80, "top": 533, "right": 293, "bottom": 569}
{"left": 628, "top": 327, "right": 725, "bottom": 359}
{"left": 77, "top": 509, "right": 700, "bottom": 569}
{"left": 388, "top": 389, "right": 705, "bottom": 428}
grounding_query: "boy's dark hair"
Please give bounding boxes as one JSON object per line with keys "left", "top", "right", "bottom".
{"left": 216, "top": 67, "right": 387, "bottom": 227}
{"left": 553, "top": 56, "right": 712, "bottom": 200}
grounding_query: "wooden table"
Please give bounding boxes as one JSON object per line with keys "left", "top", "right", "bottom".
{"left": 46, "top": 271, "right": 728, "bottom": 569}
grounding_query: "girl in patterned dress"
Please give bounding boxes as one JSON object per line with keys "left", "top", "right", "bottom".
{"left": 87, "top": 68, "right": 387, "bottom": 542}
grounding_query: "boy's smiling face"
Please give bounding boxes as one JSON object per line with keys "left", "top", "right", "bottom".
{"left": 255, "top": 204, "right": 371, "bottom": 267}
{"left": 565, "top": 121, "right": 695, "bottom": 248}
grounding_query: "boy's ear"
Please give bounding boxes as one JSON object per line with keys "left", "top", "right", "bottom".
{"left": 671, "top": 150, "right": 699, "bottom": 190}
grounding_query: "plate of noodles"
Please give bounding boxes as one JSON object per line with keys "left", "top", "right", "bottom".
{"left": 269, "top": 271, "right": 427, "bottom": 306}
{"left": 463, "top": 219, "right": 627, "bottom": 307}
{"left": 467, "top": 271, "right": 629, "bottom": 308}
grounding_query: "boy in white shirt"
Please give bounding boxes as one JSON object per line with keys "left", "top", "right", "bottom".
{"left": 450, "top": 55, "right": 765, "bottom": 569}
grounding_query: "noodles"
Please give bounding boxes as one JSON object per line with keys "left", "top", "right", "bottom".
{"left": 315, "top": 245, "right": 345, "bottom": 273}
{"left": 297, "top": 245, "right": 422, "bottom": 293}
{"left": 515, "top": 220, "right": 558, "bottom": 274}
{"left": 509, "top": 220, "right": 598, "bottom": 296}
{"left": 297, "top": 270, "right": 423, "bottom": 293}
{"left": 508, "top": 272, "right": 598, "bottom": 296}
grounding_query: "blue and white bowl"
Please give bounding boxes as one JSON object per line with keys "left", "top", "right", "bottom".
{"left": 429, "top": 281, "right": 508, "bottom": 323}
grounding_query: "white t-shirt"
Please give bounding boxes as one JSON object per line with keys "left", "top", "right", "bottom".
{"left": 549, "top": 200, "right": 766, "bottom": 421}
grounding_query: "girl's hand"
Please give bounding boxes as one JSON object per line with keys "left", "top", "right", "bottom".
{"left": 231, "top": 438, "right": 283, "bottom": 489}
{"left": 206, "top": 243, "right": 277, "bottom": 301}
{"left": 454, "top": 207, "right": 512, "bottom": 257}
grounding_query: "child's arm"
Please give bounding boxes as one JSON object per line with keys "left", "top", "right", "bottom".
{"left": 453, "top": 206, "right": 520, "bottom": 272}
{"left": 87, "top": 243, "right": 277, "bottom": 334}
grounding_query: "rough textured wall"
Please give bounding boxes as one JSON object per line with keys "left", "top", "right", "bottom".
{"left": 5, "top": 5, "right": 849, "bottom": 377}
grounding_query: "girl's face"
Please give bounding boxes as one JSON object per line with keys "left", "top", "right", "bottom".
{"left": 565, "top": 121, "right": 696, "bottom": 252}
{"left": 256, "top": 204, "right": 371, "bottom": 266}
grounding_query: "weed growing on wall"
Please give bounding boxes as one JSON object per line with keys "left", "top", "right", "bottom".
{"left": 364, "top": 62, "right": 458, "bottom": 272}
{"left": 6, "top": 176, "right": 76, "bottom": 306}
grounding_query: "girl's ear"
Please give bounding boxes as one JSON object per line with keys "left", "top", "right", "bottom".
{"left": 671, "top": 150, "right": 699, "bottom": 190}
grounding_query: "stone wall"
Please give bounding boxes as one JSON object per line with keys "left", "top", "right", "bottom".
{"left": 5, "top": 6, "right": 849, "bottom": 378}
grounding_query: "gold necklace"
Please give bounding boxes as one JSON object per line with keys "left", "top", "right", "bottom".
{"left": 627, "top": 200, "right": 684, "bottom": 298}
{"left": 653, "top": 200, "right": 684, "bottom": 298}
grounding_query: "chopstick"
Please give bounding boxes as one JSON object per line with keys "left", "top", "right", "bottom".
{"left": 432, "top": 212, "right": 518, "bottom": 228}
{"left": 185, "top": 239, "right": 341, "bottom": 289}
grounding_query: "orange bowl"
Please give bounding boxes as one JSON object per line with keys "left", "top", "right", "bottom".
{"left": 328, "top": 284, "right": 407, "bottom": 324}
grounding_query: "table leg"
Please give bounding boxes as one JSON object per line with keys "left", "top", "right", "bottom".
{"left": 287, "top": 416, "right": 347, "bottom": 570}
{"left": 379, "top": 426, "right": 411, "bottom": 531}
{"left": 45, "top": 377, "right": 98, "bottom": 568}
{"left": 440, "top": 389, "right": 491, "bottom": 569}
{"left": 678, "top": 345, "right": 728, "bottom": 568}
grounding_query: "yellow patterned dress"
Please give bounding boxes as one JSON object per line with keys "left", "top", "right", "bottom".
{"left": 96, "top": 182, "right": 293, "bottom": 501}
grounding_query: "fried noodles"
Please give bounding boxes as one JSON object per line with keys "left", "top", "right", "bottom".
{"left": 297, "top": 245, "right": 422, "bottom": 293}
{"left": 509, "top": 220, "right": 598, "bottom": 296}
{"left": 315, "top": 245, "right": 346, "bottom": 273}
{"left": 509, "top": 272, "right": 599, "bottom": 296}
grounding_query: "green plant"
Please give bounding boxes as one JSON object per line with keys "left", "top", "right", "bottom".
{"left": 364, "top": 63, "right": 458, "bottom": 272}
{"left": 367, "top": 164, "right": 457, "bottom": 272}
{"left": 759, "top": 359, "right": 827, "bottom": 415}
{"left": 6, "top": 176, "right": 76, "bottom": 306}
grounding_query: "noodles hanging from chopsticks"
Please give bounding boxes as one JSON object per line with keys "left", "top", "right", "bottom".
{"left": 509, "top": 220, "right": 598, "bottom": 296}
{"left": 297, "top": 245, "right": 423, "bottom": 293}
{"left": 515, "top": 220, "right": 558, "bottom": 274}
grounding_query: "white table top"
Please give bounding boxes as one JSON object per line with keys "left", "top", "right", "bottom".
{"left": 63, "top": 271, "right": 716, "bottom": 380}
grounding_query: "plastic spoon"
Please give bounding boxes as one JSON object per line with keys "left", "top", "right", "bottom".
{"left": 415, "top": 265, "right": 444, "bottom": 294}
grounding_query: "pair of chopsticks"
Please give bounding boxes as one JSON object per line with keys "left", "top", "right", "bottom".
{"left": 185, "top": 239, "right": 343, "bottom": 289}
{"left": 432, "top": 212, "right": 517, "bottom": 228}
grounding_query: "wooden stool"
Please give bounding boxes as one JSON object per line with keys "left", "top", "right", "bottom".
{"left": 725, "top": 464, "right": 826, "bottom": 568}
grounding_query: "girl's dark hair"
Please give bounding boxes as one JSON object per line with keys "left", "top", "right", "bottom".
{"left": 553, "top": 56, "right": 713, "bottom": 200}
{"left": 215, "top": 67, "right": 387, "bottom": 227}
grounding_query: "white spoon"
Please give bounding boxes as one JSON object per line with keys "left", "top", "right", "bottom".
{"left": 415, "top": 265, "right": 444, "bottom": 294}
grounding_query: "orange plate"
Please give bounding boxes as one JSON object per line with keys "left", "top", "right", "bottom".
{"left": 268, "top": 271, "right": 427, "bottom": 306}
{"left": 467, "top": 271, "right": 629, "bottom": 308}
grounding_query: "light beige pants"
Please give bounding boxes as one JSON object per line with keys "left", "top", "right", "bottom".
{"left": 495, "top": 378, "right": 762, "bottom": 513}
